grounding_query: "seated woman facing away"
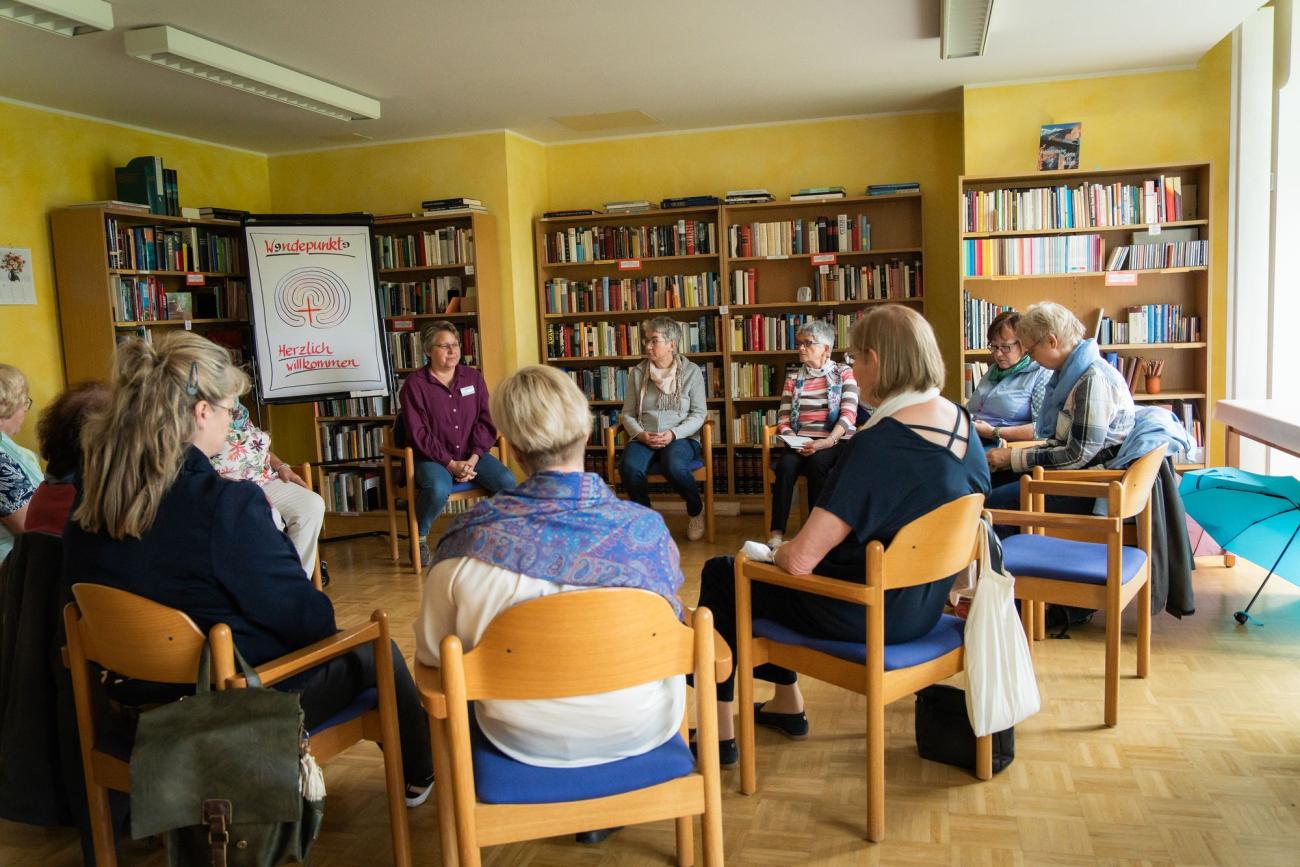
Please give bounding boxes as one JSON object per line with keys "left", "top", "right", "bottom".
{"left": 697, "top": 305, "right": 991, "bottom": 764}
{"left": 397, "top": 320, "right": 515, "bottom": 564}
{"left": 967, "top": 309, "right": 1051, "bottom": 448}
{"left": 63, "top": 332, "right": 434, "bottom": 805}
{"left": 212, "top": 400, "right": 325, "bottom": 579}
{"left": 618, "top": 316, "right": 709, "bottom": 541}
{"left": 768, "top": 319, "right": 859, "bottom": 548}
{"left": 0, "top": 364, "right": 43, "bottom": 567}
{"left": 416, "top": 365, "right": 686, "bottom": 768}
{"left": 983, "top": 301, "right": 1135, "bottom": 513}
{"left": 28, "top": 382, "right": 111, "bottom": 534}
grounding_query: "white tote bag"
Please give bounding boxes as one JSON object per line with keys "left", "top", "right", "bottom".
{"left": 964, "top": 522, "right": 1040, "bottom": 737}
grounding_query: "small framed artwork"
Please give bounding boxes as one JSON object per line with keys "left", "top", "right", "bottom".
{"left": 1038, "top": 122, "right": 1081, "bottom": 170}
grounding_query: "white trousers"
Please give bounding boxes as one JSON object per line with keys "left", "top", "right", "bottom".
{"left": 264, "top": 478, "right": 326, "bottom": 578}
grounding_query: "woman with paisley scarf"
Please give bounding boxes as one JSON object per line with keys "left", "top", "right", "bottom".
{"left": 767, "top": 319, "right": 860, "bottom": 548}
{"left": 617, "top": 316, "right": 709, "bottom": 541}
{"left": 967, "top": 310, "right": 1052, "bottom": 449}
{"left": 416, "top": 365, "right": 686, "bottom": 769}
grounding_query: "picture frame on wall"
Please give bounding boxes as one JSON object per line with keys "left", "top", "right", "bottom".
{"left": 1038, "top": 122, "right": 1081, "bottom": 170}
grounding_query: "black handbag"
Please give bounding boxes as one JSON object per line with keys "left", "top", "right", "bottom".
{"left": 129, "top": 642, "right": 324, "bottom": 866}
{"left": 914, "top": 684, "right": 1014, "bottom": 774}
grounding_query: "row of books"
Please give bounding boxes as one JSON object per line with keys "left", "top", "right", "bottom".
{"left": 732, "top": 409, "right": 779, "bottom": 446}
{"left": 1102, "top": 353, "right": 1152, "bottom": 395}
{"left": 1105, "top": 239, "right": 1207, "bottom": 271}
{"left": 387, "top": 326, "right": 480, "bottom": 369}
{"left": 320, "top": 468, "right": 383, "bottom": 516}
{"left": 812, "top": 259, "right": 923, "bottom": 302}
{"left": 962, "top": 362, "right": 991, "bottom": 401}
{"left": 106, "top": 219, "right": 243, "bottom": 273}
{"left": 318, "top": 422, "right": 387, "bottom": 464}
{"left": 962, "top": 176, "right": 1195, "bottom": 233}
{"left": 962, "top": 291, "right": 1015, "bottom": 349}
{"left": 1097, "top": 305, "right": 1201, "bottom": 345}
{"left": 963, "top": 234, "right": 1105, "bottom": 277}
{"left": 112, "top": 277, "right": 251, "bottom": 322}
{"left": 731, "top": 451, "right": 776, "bottom": 494}
{"left": 731, "top": 361, "right": 796, "bottom": 398}
{"left": 726, "top": 215, "right": 872, "bottom": 258}
{"left": 545, "top": 317, "right": 720, "bottom": 360}
{"left": 543, "top": 221, "right": 718, "bottom": 264}
{"left": 543, "top": 273, "right": 721, "bottom": 314}
{"left": 560, "top": 363, "right": 721, "bottom": 403}
{"left": 378, "top": 277, "right": 469, "bottom": 317}
{"left": 114, "top": 156, "right": 180, "bottom": 217}
{"left": 374, "top": 226, "right": 475, "bottom": 269}
{"left": 314, "top": 395, "right": 392, "bottom": 418}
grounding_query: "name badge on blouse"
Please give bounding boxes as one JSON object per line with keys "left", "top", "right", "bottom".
{"left": 460, "top": 385, "right": 476, "bottom": 396}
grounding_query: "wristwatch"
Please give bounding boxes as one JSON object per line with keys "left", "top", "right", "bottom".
{"left": 992, "top": 427, "right": 1002, "bottom": 441}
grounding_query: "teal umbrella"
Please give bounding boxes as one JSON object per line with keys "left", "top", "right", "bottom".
{"left": 1179, "top": 467, "right": 1300, "bottom": 624}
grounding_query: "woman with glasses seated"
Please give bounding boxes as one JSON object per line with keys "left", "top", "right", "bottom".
{"left": 618, "top": 316, "right": 709, "bottom": 541}
{"left": 397, "top": 320, "right": 515, "bottom": 564}
{"left": 0, "top": 364, "right": 42, "bottom": 568}
{"left": 967, "top": 310, "right": 1052, "bottom": 448}
{"left": 767, "top": 319, "right": 859, "bottom": 548}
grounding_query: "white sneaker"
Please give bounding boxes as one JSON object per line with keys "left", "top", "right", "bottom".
{"left": 687, "top": 514, "right": 706, "bottom": 541}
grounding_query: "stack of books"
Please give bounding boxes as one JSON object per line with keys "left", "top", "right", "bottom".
{"left": 866, "top": 182, "right": 920, "bottom": 196}
{"left": 198, "top": 207, "right": 249, "bottom": 222}
{"left": 661, "top": 195, "right": 720, "bottom": 209}
{"left": 725, "top": 189, "right": 775, "bottom": 204}
{"left": 790, "top": 186, "right": 846, "bottom": 202}
{"left": 115, "top": 156, "right": 180, "bottom": 217}
{"left": 604, "top": 200, "right": 654, "bottom": 215}
{"left": 543, "top": 208, "right": 601, "bottom": 218}
{"left": 420, "top": 197, "right": 486, "bottom": 214}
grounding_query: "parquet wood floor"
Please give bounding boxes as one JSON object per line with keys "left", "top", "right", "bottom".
{"left": 4, "top": 514, "right": 1300, "bottom": 865}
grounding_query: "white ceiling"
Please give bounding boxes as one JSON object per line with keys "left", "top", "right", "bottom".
{"left": 0, "top": 0, "right": 1261, "bottom": 155}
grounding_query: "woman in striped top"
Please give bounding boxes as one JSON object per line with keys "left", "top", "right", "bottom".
{"left": 769, "top": 320, "right": 860, "bottom": 547}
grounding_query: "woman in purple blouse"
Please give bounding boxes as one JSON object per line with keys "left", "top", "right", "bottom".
{"left": 397, "top": 321, "right": 515, "bottom": 563}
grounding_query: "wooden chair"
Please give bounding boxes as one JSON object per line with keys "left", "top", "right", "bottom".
{"left": 415, "top": 589, "right": 724, "bottom": 867}
{"left": 298, "top": 461, "right": 324, "bottom": 591}
{"left": 604, "top": 419, "right": 715, "bottom": 542}
{"left": 735, "top": 493, "right": 991, "bottom": 843}
{"left": 760, "top": 423, "right": 809, "bottom": 536}
{"left": 987, "top": 445, "right": 1166, "bottom": 728}
{"left": 381, "top": 430, "right": 508, "bottom": 573}
{"left": 63, "top": 584, "right": 412, "bottom": 867}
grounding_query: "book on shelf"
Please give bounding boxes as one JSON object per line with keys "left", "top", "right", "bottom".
{"left": 543, "top": 220, "right": 717, "bottom": 264}
{"left": 866, "top": 182, "right": 920, "bottom": 196}
{"left": 1091, "top": 307, "right": 1105, "bottom": 339}
{"left": 164, "top": 292, "right": 193, "bottom": 320}
{"left": 962, "top": 175, "right": 1192, "bottom": 233}
{"left": 962, "top": 361, "right": 991, "bottom": 400}
{"left": 198, "top": 207, "right": 249, "bottom": 222}
{"left": 1106, "top": 235, "right": 1206, "bottom": 271}
{"left": 661, "top": 195, "right": 720, "bottom": 209}
{"left": 546, "top": 316, "right": 719, "bottom": 359}
{"left": 68, "top": 200, "right": 152, "bottom": 213}
{"left": 961, "top": 291, "right": 1014, "bottom": 350}
{"left": 544, "top": 272, "right": 721, "bottom": 314}
{"left": 374, "top": 225, "right": 475, "bottom": 268}
{"left": 728, "top": 215, "right": 872, "bottom": 257}
{"left": 790, "top": 186, "right": 846, "bottom": 201}
{"left": 114, "top": 156, "right": 168, "bottom": 216}
{"left": 962, "top": 234, "right": 1104, "bottom": 277}
{"left": 379, "top": 276, "right": 467, "bottom": 316}
{"left": 725, "top": 189, "right": 775, "bottom": 204}
{"left": 421, "top": 196, "right": 482, "bottom": 210}
{"left": 543, "top": 208, "right": 601, "bottom": 218}
{"left": 604, "top": 200, "right": 655, "bottom": 214}
{"left": 163, "top": 168, "right": 179, "bottom": 219}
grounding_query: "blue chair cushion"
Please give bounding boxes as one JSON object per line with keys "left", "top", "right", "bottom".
{"left": 308, "top": 687, "right": 377, "bottom": 737}
{"left": 752, "top": 614, "right": 966, "bottom": 670}
{"left": 470, "top": 715, "right": 695, "bottom": 805}
{"left": 1001, "top": 535, "right": 1147, "bottom": 586}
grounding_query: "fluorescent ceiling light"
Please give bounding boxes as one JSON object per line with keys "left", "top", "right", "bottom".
{"left": 940, "top": 0, "right": 994, "bottom": 59}
{"left": 124, "top": 26, "right": 381, "bottom": 121}
{"left": 0, "top": 0, "right": 113, "bottom": 36}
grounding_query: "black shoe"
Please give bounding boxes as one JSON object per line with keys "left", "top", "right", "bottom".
{"left": 417, "top": 541, "right": 432, "bottom": 566}
{"left": 688, "top": 730, "right": 739, "bottom": 768}
{"left": 754, "top": 702, "right": 809, "bottom": 739}
{"left": 575, "top": 827, "right": 623, "bottom": 844}
{"left": 318, "top": 560, "right": 331, "bottom": 589}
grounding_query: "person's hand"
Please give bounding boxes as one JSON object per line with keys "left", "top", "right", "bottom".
{"left": 273, "top": 464, "right": 307, "bottom": 488}
{"left": 633, "top": 431, "right": 653, "bottom": 445}
{"left": 644, "top": 431, "right": 673, "bottom": 449}
{"left": 985, "top": 447, "right": 1011, "bottom": 471}
{"left": 447, "top": 460, "right": 477, "bottom": 482}
{"left": 973, "top": 420, "right": 996, "bottom": 440}
{"left": 799, "top": 437, "right": 835, "bottom": 456}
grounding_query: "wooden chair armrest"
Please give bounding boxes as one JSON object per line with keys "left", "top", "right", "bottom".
{"left": 414, "top": 662, "right": 446, "bottom": 719}
{"left": 379, "top": 444, "right": 408, "bottom": 460}
{"left": 1037, "top": 468, "right": 1126, "bottom": 481}
{"left": 1006, "top": 439, "right": 1045, "bottom": 449}
{"left": 1023, "top": 478, "right": 1113, "bottom": 498}
{"left": 740, "top": 558, "right": 872, "bottom": 605}
{"left": 985, "top": 509, "right": 1119, "bottom": 536}
{"left": 228, "top": 620, "right": 382, "bottom": 688}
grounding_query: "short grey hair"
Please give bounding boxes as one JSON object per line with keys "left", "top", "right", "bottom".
{"left": 797, "top": 319, "right": 836, "bottom": 349}
{"left": 1016, "top": 302, "right": 1085, "bottom": 351}
{"left": 420, "top": 320, "right": 459, "bottom": 355}
{"left": 0, "top": 364, "right": 28, "bottom": 420}
{"left": 641, "top": 316, "right": 681, "bottom": 350}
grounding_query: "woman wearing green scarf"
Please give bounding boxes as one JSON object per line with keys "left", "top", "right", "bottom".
{"left": 967, "top": 310, "right": 1051, "bottom": 447}
{"left": 0, "top": 365, "right": 44, "bottom": 565}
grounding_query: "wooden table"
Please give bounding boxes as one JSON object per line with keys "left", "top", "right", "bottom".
{"left": 1214, "top": 400, "right": 1300, "bottom": 567}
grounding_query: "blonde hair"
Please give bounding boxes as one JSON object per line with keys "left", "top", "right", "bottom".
{"left": 1016, "top": 302, "right": 1085, "bottom": 350}
{"left": 0, "top": 364, "right": 28, "bottom": 420}
{"left": 490, "top": 366, "right": 591, "bottom": 473}
{"left": 75, "top": 332, "right": 249, "bottom": 539}
{"left": 421, "top": 321, "right": 459, "bottom": 355}
{"left": 847, "top": 305, "right": 944, "bottom": 400}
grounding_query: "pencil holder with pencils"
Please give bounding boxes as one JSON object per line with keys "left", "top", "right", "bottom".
{"left": 1144, "top": 359, "right": 1164, "bottom": 394}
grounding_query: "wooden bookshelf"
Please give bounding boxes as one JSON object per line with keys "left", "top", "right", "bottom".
{"left": 959, "top": 163, "right": 1212, "bottom": 465}
{"left": 533, "top": 193, "right": 925, "bottom": 499}
{"left": 50, "top": 204, "right": 264, "bottom": 425}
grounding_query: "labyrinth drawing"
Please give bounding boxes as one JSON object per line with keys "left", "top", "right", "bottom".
{"left": 274, "top": 266, "right": 351, "bottom": 329}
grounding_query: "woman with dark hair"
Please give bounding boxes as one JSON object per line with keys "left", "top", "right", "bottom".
{"left": 967, "top": 310, "right": 1051, "bottom": 447}
{"left": 27, "top": 381, "right": 111, "bottom": 533}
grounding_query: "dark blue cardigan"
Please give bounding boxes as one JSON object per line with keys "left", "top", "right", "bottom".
{"left": 63, "top": 446, "right": 336, "bottom": 666}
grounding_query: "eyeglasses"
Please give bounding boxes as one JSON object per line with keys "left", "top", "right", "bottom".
{"left": 794, "top": 340, "right": 822, "bottom": 349}
{"left": 431, "top": 341, "right": 460, "bottom": 351}
{"left": 988, "top": 341, "right": 1021, "bottom": 354}
{"left": 642, "top": 336, "right": 669, "bottom": 347}
{"left": 210, "top": 402, "right": 238, "bottom": 417}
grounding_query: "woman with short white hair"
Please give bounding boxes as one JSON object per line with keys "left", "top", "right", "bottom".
{"left": 983, "top": 301, "right": 1135, "bottom": 509}
{"left": 0, "top": 364, "right": 42, "bottom": 566}
{"left": 417, "top": 365, "right": 686, "bottom": 775}
{"left": 768, "top": 319, "right": 859, "bottom": 546}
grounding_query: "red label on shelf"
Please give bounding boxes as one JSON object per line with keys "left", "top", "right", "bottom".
{"left": 810, "top": 253, "right": 837, "bottom": 266}
{"left": 390, "top": 318, "right": 415, "bottom": 332}
{"left": 617, "top": 259, "right": 641, "bottom": 271}
{"left": 185, "top": 272, "right": 204, "bottom": 286}
{"left": 1105, "top": 272, "right": 1138, "bottom": 286}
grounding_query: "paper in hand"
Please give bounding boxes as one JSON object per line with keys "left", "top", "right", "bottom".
{"left": 740, "top": 540, "right": 776, "bottom": 563}
{"left": 778, "top": 434, "right": 812, "bottom": 449}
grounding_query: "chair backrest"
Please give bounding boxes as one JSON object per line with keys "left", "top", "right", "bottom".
{"left": 871, "top": 493, "right": 985, "bottom": 591}
{"left": 447, "top": 588, "right": 696, "bottom": 701}
{"left": 68, "top": 583, "right": 233, "bottom": 687}
{"left": 1114, "top": 445, "right": 1167, "bottom": 520}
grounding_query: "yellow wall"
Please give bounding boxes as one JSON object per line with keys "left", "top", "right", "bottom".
{"left": 545, "top": 112, "right": 967, "bottom": 391}
{"left": 963, "top": 36, "right": 1232, "bottom": 462}
{"left": 0, "top": 99, "right": 269, "bottom": 452}
{"left": 500, "top": 133, "right": 549, "bottom": 367}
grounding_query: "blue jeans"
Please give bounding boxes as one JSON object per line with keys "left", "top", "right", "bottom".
{"left": 620, "top": 438, "right": 703, "bottom": 516}
{"left": 414, "top": 453, "right": 515, "bottom": 536}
